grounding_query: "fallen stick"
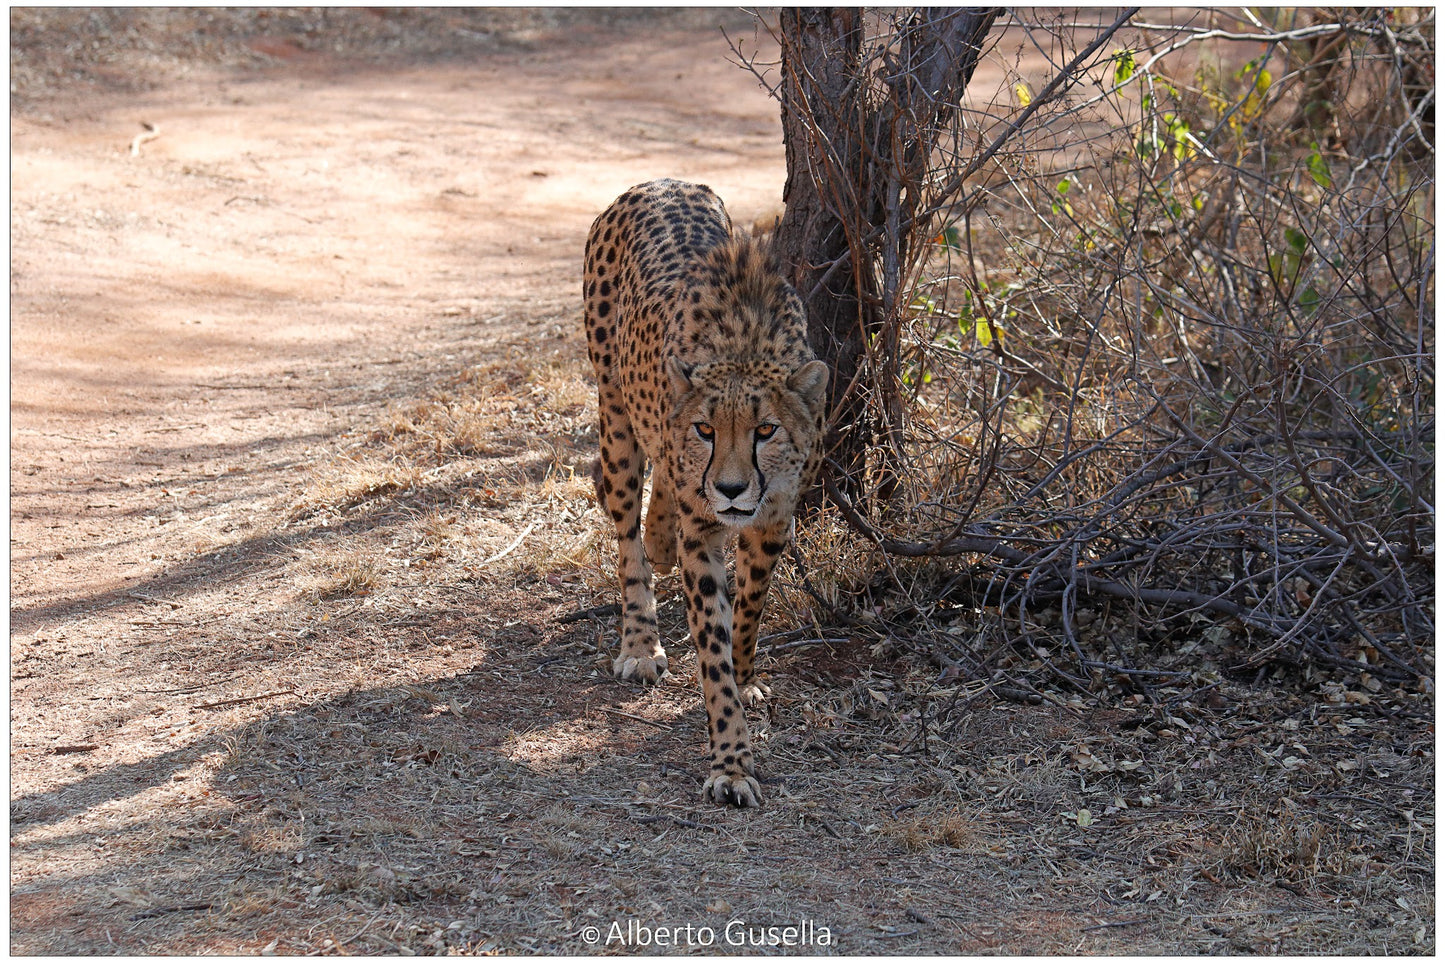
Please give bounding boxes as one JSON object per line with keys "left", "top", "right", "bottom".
{"left": 128, "top": 591, "right": 180, "bottom": 609}
{"left": 630, "top": 812, "right": 710, "bottom": 830}
{"left": 769, "top": 636, "right": 850, "bottom": 652}
{"left": 129, "top": 121, "right": 161, "bottom": 156}
{"left": 598, "top": 706, "right": 671, "bottom": 729}
{"left": 480, "top": 521, "right": 537, "bottom": 566}
{"left": 195, "top": 689, "right": 295, "bottom": 711}
{"left": 556, "top": 602, "right": 621, "bottom": 624}
{"left": 1081, "top": 918, "right": 1149, "bottom": 932}
{"left": 128, "top": 902, "right": 212, "bottom": 922}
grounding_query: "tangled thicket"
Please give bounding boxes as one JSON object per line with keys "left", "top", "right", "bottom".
{"left": 749, "top": 8, "right": 1434, "bottom": 691}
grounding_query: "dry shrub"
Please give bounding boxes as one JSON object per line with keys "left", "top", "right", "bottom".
{"left": 773, "top": 512, "right": 878, "bottom": 619}
{"left": 751, "top": 8, "right": 1434, "bottom": 690}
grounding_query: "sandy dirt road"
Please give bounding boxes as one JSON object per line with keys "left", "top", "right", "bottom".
{"left": 13, "top": 8, "right": 785, "bottom": 622}
{"left": 10, "top": 10, "right": 809, "bottom": 953}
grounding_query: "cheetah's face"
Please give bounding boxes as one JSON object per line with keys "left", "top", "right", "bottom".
{"left": 667, "top": 356, "right": 828, "bottom": 525}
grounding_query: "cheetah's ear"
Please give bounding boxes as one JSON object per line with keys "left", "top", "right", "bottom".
{"left": 665, "top": 355, "right": 694, "bottom": 398}
{"left": 788, "top": 359, "right": 829, "bottom": 413}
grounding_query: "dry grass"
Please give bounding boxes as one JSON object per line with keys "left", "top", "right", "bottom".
{"left": 290, "top": 456, "right": 424, "bottom": 522}
{"left": 206, "top": 325, "right": 1429, "bottom": 954}
{"left": 299, "top": 553, "right": 385, "bottom": 600}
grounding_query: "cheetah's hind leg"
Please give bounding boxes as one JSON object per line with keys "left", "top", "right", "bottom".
{"left": 740, "top": 679, "right": 771, "bottom": 707}
{"left": 703, "top": 769, "right": 763, "bottom": 808}
{"left": 642, "top": 475, "right": 679, "bottom": 573}
{"left": 594, "top": 389, "right": 668, "bottom": 685}
{"left": 613, "top": 650, "right": 670, "bottom": 685}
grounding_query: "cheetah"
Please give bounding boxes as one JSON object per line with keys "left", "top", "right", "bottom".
{"left": 583, "top": 180, "right": 828, "bottom": 807}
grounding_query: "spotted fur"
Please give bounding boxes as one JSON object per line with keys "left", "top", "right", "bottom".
{"left": 583, "top": 179, "right": 827, "bottom": 807}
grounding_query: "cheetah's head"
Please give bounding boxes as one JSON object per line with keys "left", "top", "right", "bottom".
{"left": 667, "top": 356, "right": 828, "bottom": 526}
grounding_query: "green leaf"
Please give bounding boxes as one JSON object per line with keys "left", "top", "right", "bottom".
{"left": 1112, "top": 49, "right": 1136, "bottom": 86}
{"left": 1057, "top": 179, "right": 1071, "bottom": 195}
{"left": 1297, "top": 284, "right": 1322, "bottom": 314}
{"left": 1163, "top": 113, "right": 1194, "bottom": 159}
{"left": 1307, "top": 144, "right": 1333, "bottom": 189}
{"left": 975, "top": 318, "right": 1001, "bottom": 347}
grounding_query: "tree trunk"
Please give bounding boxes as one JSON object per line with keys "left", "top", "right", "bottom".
{"left": 775, "top": 7, "right": 1001, "bottom": 506}
{"left": 775, "top": 8, "right": 869, "bottom": 502}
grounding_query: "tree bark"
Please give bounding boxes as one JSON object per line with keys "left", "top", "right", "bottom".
{"left": 775, "top": 8, "right": 869, "bottom": 501}
{"left": 775, "top": 7, "right": 1001, "bottom": 505}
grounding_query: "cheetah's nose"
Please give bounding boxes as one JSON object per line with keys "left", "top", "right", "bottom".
{"left": 714, "top": 480, "right": 748, "bottom": 500}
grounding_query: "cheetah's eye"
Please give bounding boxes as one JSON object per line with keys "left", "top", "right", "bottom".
{"left": 694, "top": 422, "right": 715, "bottom": 441}
{"left": 755, "top": 424, "right": 778, "bottom": 441}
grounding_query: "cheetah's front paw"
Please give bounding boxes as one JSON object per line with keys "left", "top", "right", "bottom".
{"left": 703, "top": 770, "right": 763, "bottom": 807}
{"left": 613, "top": 650, "right": 669, "bottom": 684}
